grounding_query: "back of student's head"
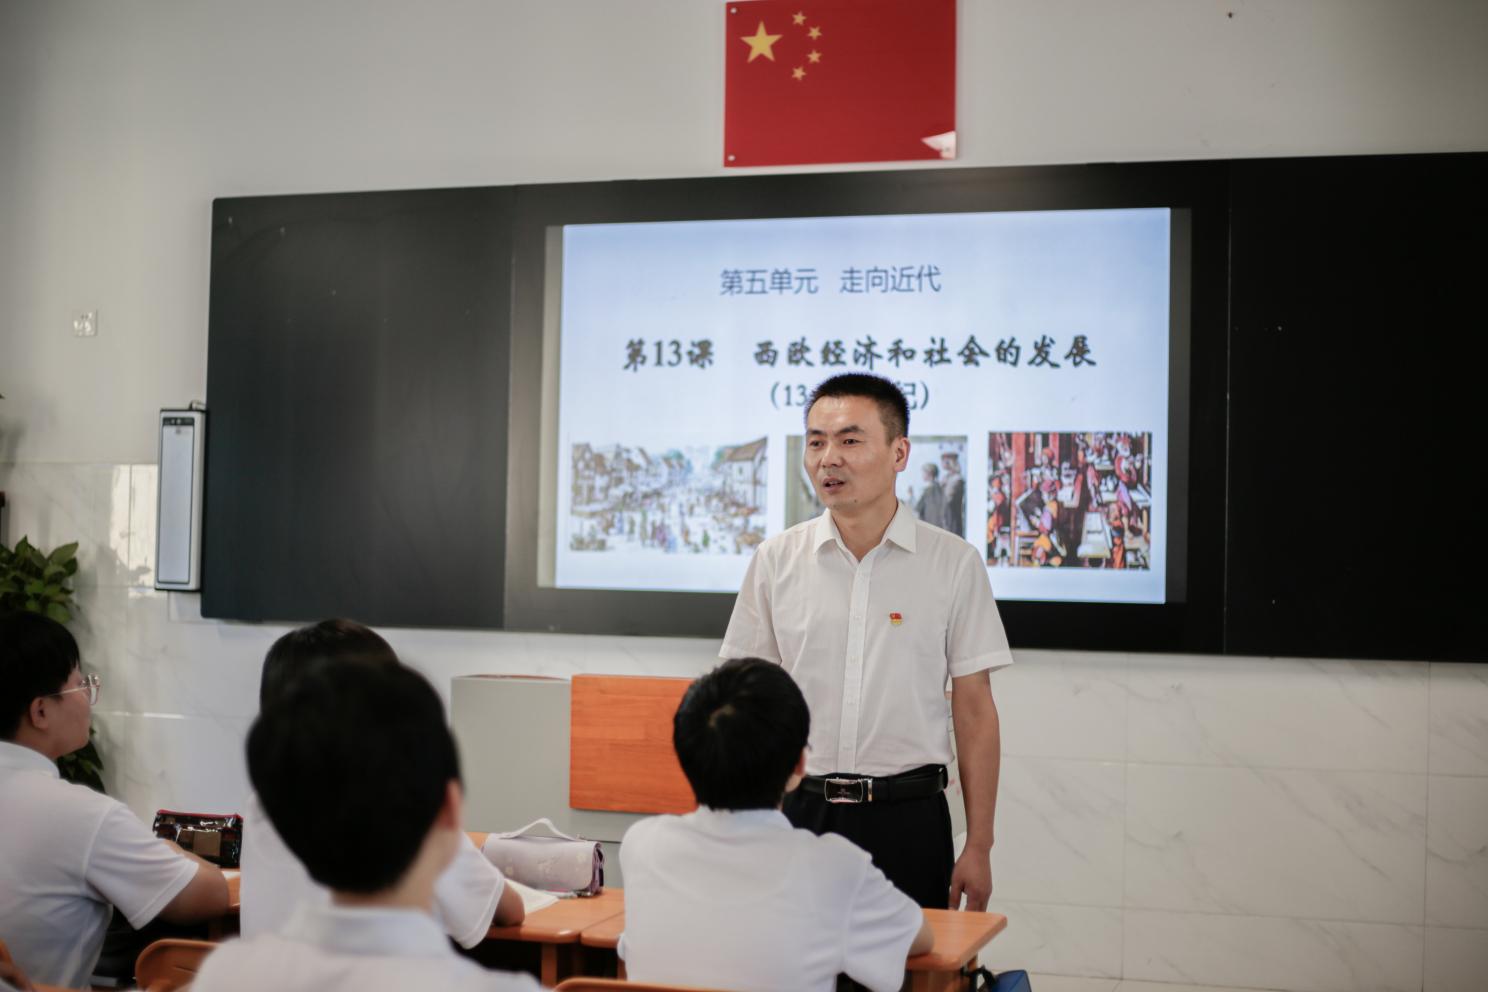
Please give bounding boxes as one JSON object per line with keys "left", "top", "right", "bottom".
{"left": 673, "top": 657, "right": 809, "bottom": 811}
{"left": 259, "top": 618, "right": 395, "bottom": 711}
{"left": 0, "top": 611, "right": 80, "bottom": 740}
{"left": 246, "top": 657, "right": 460, "bottom": 893}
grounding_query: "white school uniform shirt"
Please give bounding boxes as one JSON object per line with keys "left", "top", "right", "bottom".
{"left": 619, "top": 808, "right": 924, "bottom": 992}
{"left": 193, "top": 902, "right": 541, "bottom": 992}
{"left": 239, "top": 791, "right": 505, "bottom": 948}
{"left": 0, "top": 740, "right": 199, "bottom": 988}
{"left": 721, "top": 503, "right": 1014, "bottom": 777}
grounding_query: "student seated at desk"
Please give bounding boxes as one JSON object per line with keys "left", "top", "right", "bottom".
{"left": 0, "top": 612, "right": 230, "bottom": 989}
{"left": 194, "top": 657, "right": 539, "bottom": 992}
{"left": 620, "top": 657, "right": 933, "bottom": 992}
{"left": 240, "top": 620, "right": 523, "bottom": 947}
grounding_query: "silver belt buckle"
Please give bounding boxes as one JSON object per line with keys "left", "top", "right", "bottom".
{"left": 824, "top": 776, "right": 872, "bottom": 804}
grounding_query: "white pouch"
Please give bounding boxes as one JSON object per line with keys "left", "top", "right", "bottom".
{"left": 482, "top": 817, "right": 604, "bottom": 896}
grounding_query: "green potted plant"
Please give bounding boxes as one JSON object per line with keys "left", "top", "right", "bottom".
{"left": 0, "top": 537, "right": 105, "bottom": 790}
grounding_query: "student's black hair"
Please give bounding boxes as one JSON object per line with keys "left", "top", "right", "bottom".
{"left": 805, "top": 373, "right": 911, "bottom": 440}
{"left": 673, "top": 657, "right": 810, "bottom": 811}
{"left": 259, "top": 619, "right": 395, "bottom": 711}
{"left": 246, "top": 657, "right": 460, "bottom": 894}
{"left": 0, "top": 611, "right": 81, "bottom": 740}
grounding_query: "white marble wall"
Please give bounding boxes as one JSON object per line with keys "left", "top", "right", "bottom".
{"left": 1, "top": 461, "right": 1484, "bottom": 992}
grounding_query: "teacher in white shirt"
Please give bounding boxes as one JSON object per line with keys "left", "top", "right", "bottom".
{"left": 721, "top": 373, "right": 1014, "bottom": 910}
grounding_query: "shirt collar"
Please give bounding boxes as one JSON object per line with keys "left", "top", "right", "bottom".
{"left": 0, "top": 739, "right": 60, "bottom": 778}
{"left": 884, "top": 501, "right": 919, "bottom": 552}
{"left": 811, "top": 510, "right": 840, "bottom": 551}
{"left": 286, "top": 902, "right": 452, "bottom": 959}
{"left": 688, "top": 806, "right": 792, "bottom": 832}
{"left": 812, "top": 503, "right": 918, "bottom": 555}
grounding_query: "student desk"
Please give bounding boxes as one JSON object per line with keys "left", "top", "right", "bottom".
{"left": 205, "top": 868, "right": 242, "bottom": 941}
{"left": 485, "top": 888, "right": 625, "bottom": 987}
{"left": 575, "top": 903, "right": 1007, "bottom": 991}
{"left": 180, "top": 868, "right": 243, "bottom": 942}
{"left": 905, "top": 909, "right": 1009, "bottom": 991}
{"left": 224, "top": 868, "right": 241, "bottom": 910}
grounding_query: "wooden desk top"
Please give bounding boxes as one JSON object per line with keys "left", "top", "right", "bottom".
{"left": 486, "top": 887, "right": 625, "bottom": 945}
{"left": 906, "top": 909, "right": 1008, "bottom": 972}
{"left": 579, "top": 909, "right": 625, "bottom": 949}
{"left": 224, "top": 868, "right": 241, "bottom": 912}
{"left": 576, "top": 904, "right": 1007, "bottom": 971}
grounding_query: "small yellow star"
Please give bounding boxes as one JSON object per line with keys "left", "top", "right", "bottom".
{"left": 807, "top": 25, "right": 822, "bottom": 39}
{"left": 741, "top": 21, "right": 782, "bottom": 62}
{"left": 792, "top": 66, "right": 806, "bottom": 80}
{"left": 807, "top": 50, "right": 821, "bottom": 63}
{"left": 792, "top": 11, "right": 806, "bottom": 25}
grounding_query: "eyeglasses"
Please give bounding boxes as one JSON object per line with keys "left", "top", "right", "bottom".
{"left": 52, "top": 673, "right": 101, "bottom": 706}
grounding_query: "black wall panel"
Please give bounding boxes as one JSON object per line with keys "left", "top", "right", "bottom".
{"left": 1225, "top": 154, "right": 1485, "bottom": 660}
{"left": 203, "top": 188, "right": 513, "bottom": 628}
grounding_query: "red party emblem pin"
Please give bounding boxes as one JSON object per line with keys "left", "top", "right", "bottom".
{"left": 889, "top": 612, "right": 904, "bottom": 625}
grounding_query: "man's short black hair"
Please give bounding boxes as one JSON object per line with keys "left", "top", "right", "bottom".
{"left": 0, "top": 611, "right": 81, "bottom": 740}
{"left": 673, "top": 658, "right": 810, "bottom": 811}
{"left": 259, "top": 619, "right": 395, "bottom": 711}
{"left": 805, "top": 373, "right": 910, "bottom": 440}
{"left": 246, "top": 657, "right": 460, "bottom": 894}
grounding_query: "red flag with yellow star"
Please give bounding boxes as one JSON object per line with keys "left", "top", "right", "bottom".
{"left": 724, "top": 0, "right": 956, "bottom": 167}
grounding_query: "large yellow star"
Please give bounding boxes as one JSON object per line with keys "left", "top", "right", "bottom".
{"left": 741, "top": 21, "right": 783, "bottom": 62}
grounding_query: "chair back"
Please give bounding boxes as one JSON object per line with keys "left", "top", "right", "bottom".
{"left": 555, "top": 980, "right": 724, "bottom": 992}
{"left": 0, "top": 936, "right": 13, "bottom": 967}
{"left": 134, "top": 938, "right": 217, "bottom": 992}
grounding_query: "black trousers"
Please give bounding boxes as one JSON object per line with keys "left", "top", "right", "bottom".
{"left": 783, "top": 786, "right": 954, "bottom": 909}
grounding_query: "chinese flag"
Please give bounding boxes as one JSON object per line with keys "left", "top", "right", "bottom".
{"left": 724, "top": 0, "right": 956, "bottom": 168}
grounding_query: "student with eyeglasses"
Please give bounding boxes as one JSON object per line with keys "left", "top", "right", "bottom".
{"left": 0, "top": 611, "right": 229, "bottom": 988}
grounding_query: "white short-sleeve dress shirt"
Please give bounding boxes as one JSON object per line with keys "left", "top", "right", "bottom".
{"left": 721, "top": 504, "right": 1014, "bottom": 776}
{"left": 0, "top": 740, "right": 200, "bottom": 988}
{"left": 619, "top": 808, "right": 924, "bottom": 992}
{"left": 193, "top": 903, "right": 541, "bottom": 992}
{"left": 239, "top": 791, "right": 505, "bottom": 949}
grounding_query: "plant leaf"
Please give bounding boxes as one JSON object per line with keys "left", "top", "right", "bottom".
{"left": 44, "top": 602, "right": 70, "bottom": 624}
{"left": 48, "top": 542, "right": 79, "bottom": 565}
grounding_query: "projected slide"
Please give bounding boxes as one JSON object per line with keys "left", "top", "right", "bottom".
{"left": 553, "top": 208, "right": 1172, "bottom": 602}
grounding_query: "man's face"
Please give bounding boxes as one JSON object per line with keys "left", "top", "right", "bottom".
{"left": 805, "top": 395, "right": 908, "bottom": 513}
{"left": 44, "top": 666, "right": 93, "bottom": 754}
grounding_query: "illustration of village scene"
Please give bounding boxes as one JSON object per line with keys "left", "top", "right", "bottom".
{"left": 785, "top": 435, "right": 968, "bottom": 537}
{"left": 987, "top": 431, "right": 1153, "bottom": 569}
{"left": 568, "top": 438, "right": 767, "bottom": 555}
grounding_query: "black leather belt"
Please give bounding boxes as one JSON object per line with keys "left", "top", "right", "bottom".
{"left": 800, "top": 764, "right": 948, "bottom": 805}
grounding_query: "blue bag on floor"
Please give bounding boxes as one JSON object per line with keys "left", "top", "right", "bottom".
{"left": 962, "top": 966, "right": 1032, "bottom": 992}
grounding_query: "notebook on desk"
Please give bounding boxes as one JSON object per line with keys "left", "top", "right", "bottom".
{"left": 506, "top": 878, "right": 560, "bottom": 915}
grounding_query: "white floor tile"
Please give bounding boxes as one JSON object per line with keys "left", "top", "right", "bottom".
{"left": 1115, "top": 981, "right": 1282, "bottom": 992}
{"left": 1027, "top": 975, "right": 1119, "bottom": 992}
